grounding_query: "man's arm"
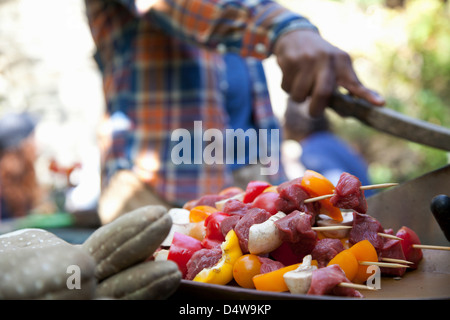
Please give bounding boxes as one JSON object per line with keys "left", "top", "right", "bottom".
{"left": 274, "top": 29, "right": 385, "bottom": 117}
{"left": 108, "top": 0, "right": 318, "bottom": 59}
{"left": 89, "top": 0, "right": 385, "bottom": 116}
{"left": 137, "top": 0, "right": 385, "bottom": 115}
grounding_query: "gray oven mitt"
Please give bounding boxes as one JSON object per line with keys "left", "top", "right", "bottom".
{"left": 0, "top": 228, "right": 96, "bottom": 299}
{"left": 81, "top": 205, "right": 181, "bottom": 299}
{"left": 0, "top": 205, "right": 181, "bottom": 300}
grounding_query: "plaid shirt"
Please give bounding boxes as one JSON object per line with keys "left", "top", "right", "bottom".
{"left": 85, "top": 0, "right": 318, "bottom": 206}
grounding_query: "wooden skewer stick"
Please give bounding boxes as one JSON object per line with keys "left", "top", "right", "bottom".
{"left": 359, "top": 261, "right": 410, "bottom": 268}
{"left": 360, "top": 182, "right": 398, "bottom": 190}
{"left": 312, "top": 226, "right": 403, "bottom": 241}
{"left": 312, "top": 229, "right": 448, "bottom": 251}
{"left": 381, "top": 257, "right": 414, "bottom": 265}
{"left": 304, "top": 183, "right": 399, "bottom": 204}
{"left": 304, "top": 194, "right": 333, "bottom": 203}
{"left": 337, "top": 282, "right": 378, "bottom": 291}
{"left": 312, "top": 226, "right": 352, "bottom": 231}
{"left": 412, "top": 244, "right": 450, "bottom": 251}
{"left": 377, "top": 233, "right": 403, "bottom": 241}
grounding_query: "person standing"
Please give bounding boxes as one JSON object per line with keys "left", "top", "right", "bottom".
{"left": 0, "top": 112, "right": 40, "bottom": 220}
{"left": 84, "top": 0, "right": 384, "bottom": 223}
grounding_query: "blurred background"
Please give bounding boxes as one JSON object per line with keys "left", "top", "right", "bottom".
{"left": 0, "top": 0, "right": 448, "bottom": 219}
{"left": 269, "top": 0, "right": 450, "bottom": 184}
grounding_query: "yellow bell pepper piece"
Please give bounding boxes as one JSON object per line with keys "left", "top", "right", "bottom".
{"left": 193, "top": 229, "right": 243, "bottom": 285}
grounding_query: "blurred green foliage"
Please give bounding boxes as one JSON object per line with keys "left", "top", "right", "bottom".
{"left": 380, "top": 0, "right": 450, "bottom": 123}
{"left": 281, "top": 0, "right": 450, "bottom": 184}
{"left": 358, "top": 0, "right": 450, "bottom": 183}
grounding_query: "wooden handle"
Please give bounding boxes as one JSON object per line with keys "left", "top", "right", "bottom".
{"left": 329, "top": 93, "right": 450, "bottom": 151}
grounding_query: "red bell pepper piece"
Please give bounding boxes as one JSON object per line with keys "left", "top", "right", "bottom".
{"left": 201, "top": 212, "right": 231, "bottom": 249}
{"left": 251, "top": 191, "right": 280, "bottom": 215}
{"left": 167, "top": 232, "right": 203, "bottom": 278}
{"left": 243, "top": 181, "right": 271, "bottom": 203}
{"left": 396, "top": 226, "right": 423, "bottom": 269}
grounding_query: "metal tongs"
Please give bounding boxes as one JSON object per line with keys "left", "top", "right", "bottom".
{"left": 329, "top": 93, "right": 450, "bottom": 151}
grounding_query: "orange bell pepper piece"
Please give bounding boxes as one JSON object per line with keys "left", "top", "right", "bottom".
{"left": 301, "top": 170, "right": 335, "bottom": 196}
{"left": 300, "top": 170, "right": 342, "bottom": 222}
{"left": 252, "top": 263, "right": 301, "bottom": 292}
{"left": 327, "top": 249, "right": 358, "bottom": 282}
{"left": 189, "top": 205, "right": 218, "bottom": 223}
{"left": 318, "top": 201, "right": 343, "bottom": 222}
{"left": 348, "top": 240, "right": 379, "bottom": 284}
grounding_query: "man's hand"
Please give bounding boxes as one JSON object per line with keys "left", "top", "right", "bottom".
{"left": 274, "top": 29, "right": 385, "bottom": 117}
